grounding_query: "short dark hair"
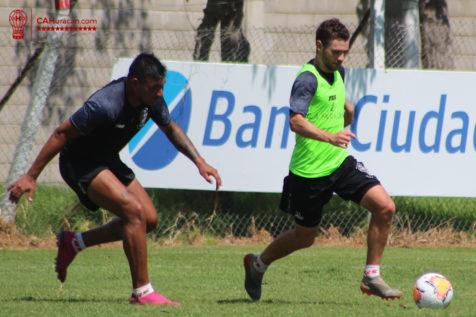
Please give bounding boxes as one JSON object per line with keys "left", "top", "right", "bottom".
{"left": 128, "top": 53, "right": 166, "bottom": 81}
{"left": 315, "top": 18, "right": 350, "bottom": 47}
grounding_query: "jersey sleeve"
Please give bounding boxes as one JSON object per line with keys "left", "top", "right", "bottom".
{"left": 289, "top": 71, "right": 317, "bottom": 116}
{"left": 69, "top": 101, "right": 111, "bottom": 135}
{"left": 150, "top": 96, "right": 172, "bottom": 126}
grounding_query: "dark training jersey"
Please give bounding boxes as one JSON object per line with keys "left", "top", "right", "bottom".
{"left": 64, "top": 77, "right": 171, "bottom": 160}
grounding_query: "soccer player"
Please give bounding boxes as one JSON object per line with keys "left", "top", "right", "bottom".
{"left": 8, "top": 53, "right": 222, "bottom": 305}
{"left": 243, "top": 19, "right": 402, "bottom": 301}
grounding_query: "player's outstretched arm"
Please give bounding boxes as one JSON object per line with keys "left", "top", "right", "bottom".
{"left": 8, "top": 119, "right": 80, "bottom": 203}
{"left": 160, "top": 121, "right": 222, "bottom": 190}
{"left": 289, "top": 112, "right": 356, "bottom": 148}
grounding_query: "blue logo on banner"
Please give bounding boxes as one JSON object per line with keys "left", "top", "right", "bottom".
{"left": 127, "top": 71, "right": 192, "bottom": 170}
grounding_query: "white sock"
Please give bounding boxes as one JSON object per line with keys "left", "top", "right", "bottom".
{"left": 253, "top": 254, "right": 268, "bottom": 273}
{"left": 74, "top": 232, "right": 86, "bottom": 250}
{"left": 364, "top": 265, "right": 380, "bottom": 278}
{"left": 133, "top": 283, "right": 154, "bottom": 297}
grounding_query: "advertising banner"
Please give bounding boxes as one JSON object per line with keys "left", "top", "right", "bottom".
{"left": 112, "top": 59, "right": 475, "bottom": 197}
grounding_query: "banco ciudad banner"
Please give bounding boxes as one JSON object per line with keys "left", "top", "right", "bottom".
{"left": 112, "top": 59, "right": 475, "bottom": 197}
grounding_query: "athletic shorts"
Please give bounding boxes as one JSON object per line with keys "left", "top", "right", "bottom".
{"left": 59, "top": 151, "right": 135, "bottom": 211}
{"left": 279, "top": 155, "right": 380, "bottom": 227}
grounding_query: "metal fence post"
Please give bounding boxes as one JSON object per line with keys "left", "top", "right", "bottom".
{"left": 0, "top": 6, "right": 71, "bottom": 223}
{"left": 370, "top": 0, "right": 385, "bottom": 69}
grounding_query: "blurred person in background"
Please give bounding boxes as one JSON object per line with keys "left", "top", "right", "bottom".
{"left": 193, "top": 0, "right": 250, "bottom": 62}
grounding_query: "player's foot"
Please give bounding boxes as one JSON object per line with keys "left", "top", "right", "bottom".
{"left": 55, "top": 231, "right": 78, "bottom": 283}
{"left": 360, "top": 276, "right": 403, "bottom": 299}
{"left": 243, "top": 253, "right": 264, "bottom": 301}
{"left": 129, "top": 292, "right": 180, "bottom": 305}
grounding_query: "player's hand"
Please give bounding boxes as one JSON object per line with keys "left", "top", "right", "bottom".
{"left": 330, "top": 130, "right": 356, "bottom": 148}
{"left": 7, "top": 174, "right": 36, "bottom": 204}
{"left": 196, "top": 158, "right": 222, "bottom": 190}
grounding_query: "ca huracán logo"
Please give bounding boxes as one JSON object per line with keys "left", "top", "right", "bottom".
{"left": 9, "top": 9, "right": 28, "bottom": 40}
{"left": 8, "top": 7, "right": 97, "bottom": 40}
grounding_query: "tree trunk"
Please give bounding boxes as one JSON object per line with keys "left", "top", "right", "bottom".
{"left": 419, "top": 0, "right": 454, "bottom": 69}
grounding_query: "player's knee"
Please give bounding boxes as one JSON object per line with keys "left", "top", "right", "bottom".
{"left": 120, "top": 195, "right": 145, "bottom": 225}
{"left": 294, "top": 228, "right": 316, "bottom": 248}
{"left": 300, "top": 235, "right": 315, "bottom": 248}
{"left": 146, "top": 211, "right": 158, "bottom": 232}
{"left": 378, "top": 199, "right": 396, "bottom": 222}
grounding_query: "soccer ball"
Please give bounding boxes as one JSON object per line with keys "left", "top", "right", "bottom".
{"left": 412, "top": 272, "right": 453, "bottom": 308}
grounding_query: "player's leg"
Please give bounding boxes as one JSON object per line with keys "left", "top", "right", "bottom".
{"left": 244, "top": 225, "right": 319, "bottom": 301}
{"left": 259, "top": 224, "right": 319, "bottom": 265}
{"left": 332, "top": 156, "right": 402, "bottom": 299}
{"left": 55, "top": 154, "right": 105, "bottom": 283}
{"left": 56, "top": 155, "right": 164, "bottom": 292}
{"left": 86, "top": 169, "right": 149, "bottom": 288}
{"left": 125, "top": 179, "right": 158, "bottom": 233}
{"left": 54, "top": 170, "right": 135, "bottom": 284}
{"left": 358, "top": 185, "right": 402, "bottom": 299}
{"left": 219, "top": 0, "right": 246, "bottom": 61}
{"left": 259, "top": 173, "right": 329, "bottom": 265}
{"left": 243, "top": 173, "right": 330, "bottom": 300}
{"left": 80, "top": 178, "right": 158, "bottom": 246}
{"left": 193, "top": 1, "right": 220, "bottom": 60}
{"left": 85, "top": 170, "right": 178, "bottom": 305}
{"left": 124, "top": 179, "right": 178, "bottom": 305}
{"left": 70, "top": 174, "right": 176, "bottom": 305}
{"left": 360, "top": 185, "right": 395, "bottom": 267}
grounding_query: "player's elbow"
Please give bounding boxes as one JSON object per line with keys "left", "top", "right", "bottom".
{"left": 289, "top": 120, "right": 299, "bottom": 132}
{"left": 289, "top": 115, "right": 302, "bottom": 133}
{"left": 51, "top": 127, "right": 68, "bottom": 143}
{"left": 54, "top": 119, "right": 80, "bottom": 141}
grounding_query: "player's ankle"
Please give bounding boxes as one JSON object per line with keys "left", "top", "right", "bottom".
{"left": 364, "top": 264, "right": 380, "bottom": 278}
{"left": 253, "top": 254, "right": 268, "bottom": 273}
{"left": 133, "top": 283, "right": 154, "bottom": 297}
{"left": 73, "top": 232, "right": 86, "bottom": 252}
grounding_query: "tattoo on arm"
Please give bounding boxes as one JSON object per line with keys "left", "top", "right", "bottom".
{"left": 165, "top": 123, "right": 200, "bottom": 162}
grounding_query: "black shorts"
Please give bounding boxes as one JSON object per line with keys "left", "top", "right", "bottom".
{"left": 279, "top": 156, "right": 380, "bottom": 227}
{"left": 59, "top": 151, "right": 135, "bottom": 211}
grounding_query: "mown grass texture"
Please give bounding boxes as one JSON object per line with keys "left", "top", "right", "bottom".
{"left": 0, "top": 245, "right": 475, "bottom": 317}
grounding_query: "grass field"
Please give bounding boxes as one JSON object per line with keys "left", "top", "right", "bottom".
{"left": 0, "top": 245, "right": 475, "bottom": 316}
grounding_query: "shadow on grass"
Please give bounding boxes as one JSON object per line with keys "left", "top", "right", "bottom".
{"left": 217, "top": 298, "right": 356, "bottom": 306}
{"left": 8, "top": 296, "right": 124, "bottom": 304}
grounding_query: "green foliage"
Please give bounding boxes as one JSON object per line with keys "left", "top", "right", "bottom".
{"left": 0, "top": 246, "right": 474, "bottom": 316}
{"left": 14, "top": 185, "right": 78, "bottom": 236}
{"left": 394, "top": 196, "right": 476, "bottom": 231}
{"left": 2, "top": 185, "right": 475, "bottom": 237}
{"left": 6, "top": 185, "right": 103, "bottom": 236}
{"left": 147, "top": 189, "right": 280, "bottom": 216}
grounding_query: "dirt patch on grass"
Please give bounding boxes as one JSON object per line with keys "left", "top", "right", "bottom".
{"left": 213, "top": 227, "right": 476, "bottom": 248}
{"left": 156, "top": 225, "right": 476, "bottom": 247}
{"left": 388, "top": 227, "right": 476, "bottom": 248}
{"left": 0, "top": 221, "right": 57, "bottom": 249}
{"left": 2, "top": 221, "right": 475, "bottom": 249}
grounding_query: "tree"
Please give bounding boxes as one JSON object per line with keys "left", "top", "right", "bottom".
{"left": 419, "top": 0, "right": 454, "bottom": 69}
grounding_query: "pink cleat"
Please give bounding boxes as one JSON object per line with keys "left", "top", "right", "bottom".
{"left": 55, "top": 231, "right": 78, "bottom": 283}
{"left": 129, "top": 292, "right": 180, "bottom": 306}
